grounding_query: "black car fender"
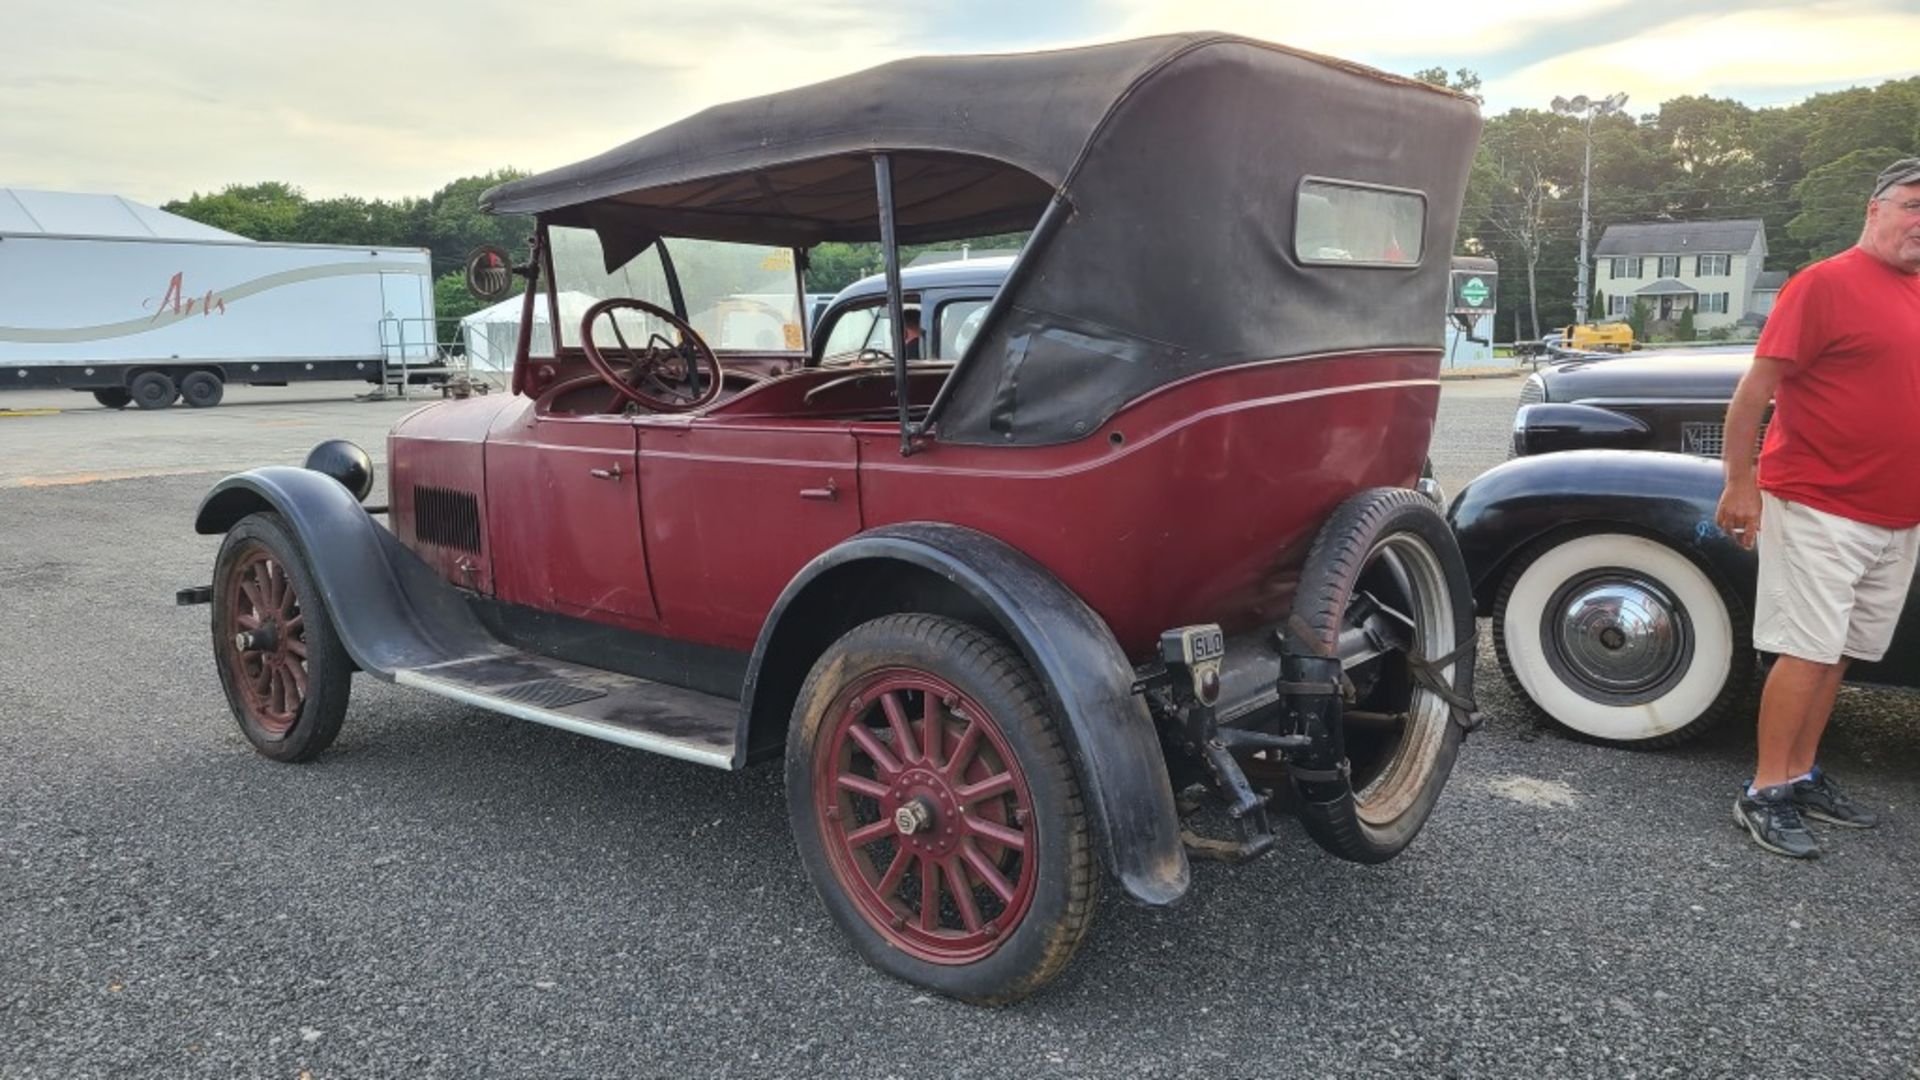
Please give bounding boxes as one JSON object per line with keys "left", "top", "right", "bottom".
{"left": 742, "top": 523, "right": 1191, "bottom": 908}
{"left": 195, "top": 466, "right": 500, "bottom": 678}
{"left": 1447, "top": 449, "right": 1757, "bottom": 613}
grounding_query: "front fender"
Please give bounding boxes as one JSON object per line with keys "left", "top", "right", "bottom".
{"left": 744, "top": 523, "right": 1190, "bottom": 908}
{"left": 196, "top": 466, "right": 499, "bottom": 678}
{"left": 1447, "top": 450, "right": 1757, "bottom": 612}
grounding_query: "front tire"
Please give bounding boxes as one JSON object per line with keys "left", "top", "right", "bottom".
{"left": 211, "top": 513, "right": 353, "bottom": 762}
{"left": 1492, "top": 531, "right": 1753, "bottom": 748}
{"left": 786, "top": 614, "right": 1095, "bottom": 1005}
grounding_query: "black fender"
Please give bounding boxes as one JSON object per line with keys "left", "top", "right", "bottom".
{"left": 743, "top": 523, "right": 1190, "bottom": 908}
{"left": 195, "top": 466, "right": 500, "bottom": 678}
{"left": 1446, "top": 449, "right": 1757, "bottom": 612}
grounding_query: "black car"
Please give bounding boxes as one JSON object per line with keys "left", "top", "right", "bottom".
{"left": 811, "top": 256, "right": 1013, "bottom": 364}
{"left": 1453, "top": 349, "right": 1920, "bottom": 749}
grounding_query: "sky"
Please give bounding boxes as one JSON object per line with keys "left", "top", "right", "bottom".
{"left": 5, "top": 0, "right": 1918, "bottom": 205}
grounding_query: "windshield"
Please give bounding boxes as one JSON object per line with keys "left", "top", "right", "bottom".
{"left": 547, "top": 227, "right": 805, "bottom": 353}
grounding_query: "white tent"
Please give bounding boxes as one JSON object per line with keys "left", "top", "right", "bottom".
{"left": 0, "top": 188, "right": 245, "bottom": 241}
{"left": 459, "top": 290, "right": 602, "bottom": 373}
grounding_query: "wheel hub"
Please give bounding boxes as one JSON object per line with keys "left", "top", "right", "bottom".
{"left": 1549, "top": 574, "right": 1690, "bottom": 698}
{"left": 890, "top": 769, "right": 962, "bottom": 857}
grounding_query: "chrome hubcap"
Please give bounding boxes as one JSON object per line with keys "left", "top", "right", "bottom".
{"left": 1548, "top": 574, "right": 1690, "bottom": 700}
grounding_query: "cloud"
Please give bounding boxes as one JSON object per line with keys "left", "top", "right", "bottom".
{"left": 1087, "top": 0, "right": 1637, "bottom": 58}
{"left": 1486, "top": 3, "right": 1920, "bottom": 111}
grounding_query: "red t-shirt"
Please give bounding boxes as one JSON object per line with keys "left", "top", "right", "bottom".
{"left": 1755, "top": 246, "right": 1920, "bottom": 527}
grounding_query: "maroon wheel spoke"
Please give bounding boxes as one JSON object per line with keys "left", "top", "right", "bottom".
{"left": 956, "top": 771, "right": 1015, "bottom": 805}
{"left": 920, "top": 695, "right": 944, "bottom": 769}
{"left": 876, "top": 845, "right": 913, "bottom": 899}
{"left": 283, "top": 656, "right": 308, "bottom": 701}
{"left": 880, "top": 692, "right": 918, "bottom": 764}
{"left": 844, "top": 817, "right": 895, "bottom": 849}
{"left": 943, "top": 856, "right": 984, "bottom": 932}
{"left": 236, "top": 611, "right": 261, "bottom": 631}
{"left": 836, "top": 772, "right": 889, "bottom": 800}
{"left": 847, "top": 723, "right": 903, "bottom": 777}
{"left": 966, "top": 815, "right": 1028, "bottom": 852}
{"left": 919, "top": 856, "right": 942, "bottom": 932}
{"left": 960, "top": 840, "right": 1018, "bottom": 904}
{"left": 945, "top": 720, "right": 982, "bottom": 779}
{"left": 239, "top": 577, "right": 268, "bottom": 618}
{"left": 284, "top": 637, "right": 308, "bottom": 660}
{"left": 282, "top": 614, "right": 303, "bottom": 638}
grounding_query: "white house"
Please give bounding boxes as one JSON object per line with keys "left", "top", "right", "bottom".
{"left": 1592, "top": 219, "right": 1771, "bottom": 330}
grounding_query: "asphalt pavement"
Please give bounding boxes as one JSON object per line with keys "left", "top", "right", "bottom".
{"left": 2, "top": 378, "right": 1917, "bottom": 1078}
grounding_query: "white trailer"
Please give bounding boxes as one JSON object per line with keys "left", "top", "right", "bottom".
{"left": 0, "top": 189, "right": 435, "bottom": 409}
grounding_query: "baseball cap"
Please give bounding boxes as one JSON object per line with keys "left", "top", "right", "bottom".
{"left": 1874, "top": 157, "right": 1920, "bottom": 199}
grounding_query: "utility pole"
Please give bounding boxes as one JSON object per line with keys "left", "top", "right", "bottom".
{"left": 1551, "top": 92, "right": 1628, "bottom": 322}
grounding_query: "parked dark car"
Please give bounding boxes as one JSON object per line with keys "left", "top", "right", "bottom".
{"left": 1454, "top": 349, "right": 1920, "bottom": 749}
{"left": 812, "top": 256, "right": 1012, "bottom": 364}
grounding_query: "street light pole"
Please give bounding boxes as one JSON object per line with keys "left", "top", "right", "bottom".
{"left": 1552, "top": 92, "right": 1628, "bottom": 323}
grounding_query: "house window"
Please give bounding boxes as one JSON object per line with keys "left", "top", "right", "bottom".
{"left": 1658, "top": 255, "right": 1681, "bottom": 277}
{"left": 1610, "top": 257, "right": 1643, "bottom": 279}
{"left": 1700, "top": 293, "right": 1730, "bottom": 314}
{"left": 1608, "top": 295, "right": 1630, "bottom": 316}
{"left": 1696, "top": 254, "right": 1730, "bottom": 277}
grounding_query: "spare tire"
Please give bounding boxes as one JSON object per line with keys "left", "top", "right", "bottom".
{"left": 1282, "top": 488, "right": 1476, "bottom": 863}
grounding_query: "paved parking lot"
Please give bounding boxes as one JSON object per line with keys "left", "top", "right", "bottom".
{"left": 3, "top": 378, "right": 1917, "bottom": 1078}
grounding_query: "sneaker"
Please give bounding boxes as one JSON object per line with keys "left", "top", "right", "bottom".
{"left": 1792, "top": 769, "right": 1881, "bottom": 829}
{"left": 1733, "top": 785, "right": 1820, "bottom": 859}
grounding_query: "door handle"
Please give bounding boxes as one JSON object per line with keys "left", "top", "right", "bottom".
{"left": 799, "top": 477, "right": 838, "bottom": 502}
{"left": 589, "top": 463, "right": 624, "bottom": 481}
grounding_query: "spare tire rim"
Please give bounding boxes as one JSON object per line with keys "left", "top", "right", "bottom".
{"left": 813, "top": 668, "right": 1038, "bottom": 966}
{"left": 223, "top": 546, "right": 310, "bottom": 737}
{"left": 1345, "top": 533, "right": 1456, "bottom": 827}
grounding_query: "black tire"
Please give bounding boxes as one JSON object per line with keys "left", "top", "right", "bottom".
{"left": 92, "top": 387, "right": 132, "bottom": 409}
{"left": 211, "top": 512, "right": 353, "bottom": 762}
{"left": 786, "top": 614, "right": 1096, "bottom": 1005}
{"left": 1285, "top": 488, "right": 1475, "bottom": 864}
{"left": 1492, "top": 530, "right": 1754, "bottom": 749}
{"left": 129, "top": 371, "right": 178, "bottom": 410}
{"left": 180, "top": 371, "right": 225, "bottom": 408}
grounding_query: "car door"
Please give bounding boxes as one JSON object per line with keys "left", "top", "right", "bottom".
{"left": 485, "top": 403, "right": 659, "bottom": 626}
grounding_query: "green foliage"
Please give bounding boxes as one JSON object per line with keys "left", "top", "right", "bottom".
{"left": 1411, "top": 67, "right": 1484, "bottom": 103}
{"left": 433, "top": 270, "right": 494, "bottom": 327}
{"left": 1627, "top": 299, "right": 1651, "bottom": 342}
{"left": 1589, "top": 289, "right": 1605, "bottom": 321}
{"left": 1676, "top": 306, "right": 1696, "bottom": 341}
{"left": 162, "top": 182, "right": 307, "bottom": 240}
{"left": 1707, "top": 324, "right": 1734, "bottom": 341}
{"left": 1788, "top": 146, "right": 1905, "bottom": 263}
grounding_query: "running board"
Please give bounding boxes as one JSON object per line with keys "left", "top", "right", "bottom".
{"left": 393, "top": 651, "right": 739, "bottom": 769}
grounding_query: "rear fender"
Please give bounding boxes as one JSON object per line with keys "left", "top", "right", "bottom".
{"left": 744, "top": 523, "right": 1190, "bottom": 908}
{"left": 195, "top": 466, "right": 499, "bottom": 678}
{"left": 1447, "top": 449, "right": 1757, "bottom": 612}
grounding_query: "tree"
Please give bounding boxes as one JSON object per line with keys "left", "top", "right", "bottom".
{"left": 1676, "top": 306, "right": 1696, "bottom": 342}
{"left": 1788, "top": 147, "right": 1902, "bottom": 263}
{"left": 1627, "top": 298, "right": 1651, "bottom": 343}
{"left": 423, "top": 170, "right": 534, "bottom": 276}
{"left": 1589, "top": 289, "right": 1605, "bottom": 322}
{"left": 1410, "top": 66, "right": 1484, "bottom": 103}
{"left": 163, "top": 182, "right": 308, "bottom": 240}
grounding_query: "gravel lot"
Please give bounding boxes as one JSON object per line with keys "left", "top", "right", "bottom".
{"left": 2, "top": 379, "right": 1917, "bottom": 1078}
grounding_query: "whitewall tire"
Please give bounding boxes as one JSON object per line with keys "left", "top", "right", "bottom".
{"left": 1492, "top": 532, "right": 1754, "bottom": 748}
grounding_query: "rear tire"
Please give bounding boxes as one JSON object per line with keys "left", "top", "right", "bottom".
{"left": 211, "top": 513, "right": 353, "bottom": 762}
{"left": 180, "top": 371, "right": 225, "bottom": 408}
{"left": 130, "top": 371, "right": 177, "bottom": 410}
{"left": 91, "top": 388, "right": 131, "bottom": 409}
{"left": 1285, "top": 488, "right": 1475, "bottom": 863}
{"left": 786, "top": 614, "right": 1096, "bottom": 1005}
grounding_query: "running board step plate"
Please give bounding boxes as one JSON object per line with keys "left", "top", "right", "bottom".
{"left": 394, "top": 651, "right": 739, "bottom": 769}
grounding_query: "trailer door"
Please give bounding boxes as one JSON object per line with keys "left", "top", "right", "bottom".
{"left": 380, "top": 272, "right": 433, "bottom": 362}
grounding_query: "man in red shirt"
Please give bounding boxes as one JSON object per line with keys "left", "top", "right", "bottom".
{"left": 1716, "top": 156, "right": 1920, "bottom": 858}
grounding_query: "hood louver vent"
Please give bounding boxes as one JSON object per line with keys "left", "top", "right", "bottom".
{"left": 414, "top": 486, "right": 482, "bottom": 553}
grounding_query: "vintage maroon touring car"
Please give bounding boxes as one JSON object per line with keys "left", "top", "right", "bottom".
{"left": 183, "top": 34, "right": 1483, "bottom": 1002}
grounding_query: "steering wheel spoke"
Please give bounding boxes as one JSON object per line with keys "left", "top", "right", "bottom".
{"left": 579, "top": 298, "right": 725, "bottom": 414}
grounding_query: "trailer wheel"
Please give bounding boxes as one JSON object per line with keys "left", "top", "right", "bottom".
{"left": 180, "top": 371, "right": 225, "bottom": 408}
{"left": 91, "top": 388, "right": 131, "bottom": 410}
{"left": 787, "top": 614, "right": 1096, "bottom": 1005}
{"left": 1284, "top": 488, "right": 1476, "bottom": 864}
{"left": 130, "top": 371, "right": 178, "bottom": 410}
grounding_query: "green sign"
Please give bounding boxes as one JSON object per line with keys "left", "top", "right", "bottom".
{"left": 1459, "top": 276, "right": 1490, "bottom": 307}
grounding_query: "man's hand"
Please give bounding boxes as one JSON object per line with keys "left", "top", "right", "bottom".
{"left": 1716, "top": 478, "right": 1762, "bottom": 549}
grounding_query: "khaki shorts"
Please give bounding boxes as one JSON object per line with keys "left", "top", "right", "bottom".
{"left": 1753, "top": 493, "right": 1920, "bottom": 663}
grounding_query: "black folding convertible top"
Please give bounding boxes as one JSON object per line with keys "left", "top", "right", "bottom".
{"left": 483, "top": 33, "right": 1483, "bottom": 446}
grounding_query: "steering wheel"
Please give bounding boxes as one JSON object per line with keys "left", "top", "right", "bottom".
{"left": 578, "top": 298, "right": 725, "bottom": 413}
